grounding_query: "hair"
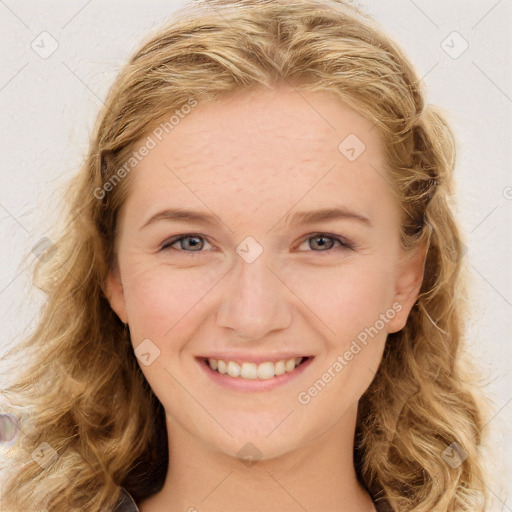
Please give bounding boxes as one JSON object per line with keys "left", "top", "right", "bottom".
{"left": 0, "top": 0, "right": 497, "bottom": 510}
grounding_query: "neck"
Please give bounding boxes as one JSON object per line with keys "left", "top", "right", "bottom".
{"left": 139, "top": 403, "right": 375, "bottom": 512}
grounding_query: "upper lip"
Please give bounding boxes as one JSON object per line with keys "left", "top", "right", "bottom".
{"left": 197, "top": 353, "right": 313, "bottom": 364}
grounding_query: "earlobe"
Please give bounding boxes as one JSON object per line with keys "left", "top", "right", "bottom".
{"left": 387, "top": 241, "right": 427, "bottom": 334}
{"left": 105, "top": 266, "right": 128, "bottom": 324}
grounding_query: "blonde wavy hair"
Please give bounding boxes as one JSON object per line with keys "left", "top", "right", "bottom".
{"left": 0, "top": 0, "right": 496, "bottom": 510}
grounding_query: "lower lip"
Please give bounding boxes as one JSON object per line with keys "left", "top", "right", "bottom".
{"left": 197, "top": 357, "right": 313, "bottom": 392}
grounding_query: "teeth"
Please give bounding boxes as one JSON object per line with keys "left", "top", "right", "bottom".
{"left": 257, "top": 362, "right": 274, "bottom": 380}
{"left": 207, "top": 357, "right": 304, "bottom": 380}
{"left": 227, "top": 361, "right": 241, "bottom": 377}
{"left": 240, "top": 362, "right": 258, "bottom": 379}
{"left": 274, "top": 360, "right": 286, "bottom": 376}
{"left": 217, "top": 359, "right": 227, "bottom": 374}
{"left": 285, "top": 358, "right": 296, "bottom": 372}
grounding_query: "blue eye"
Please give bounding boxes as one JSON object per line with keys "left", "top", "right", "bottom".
{"left": 161, "top": 234, "right": 211, "bottom": 255}
{"left": 160, "top": 232, "right": 355, "bottom": 255}
{"left": 300, "top": 233, "right": 355, "bottom": 252}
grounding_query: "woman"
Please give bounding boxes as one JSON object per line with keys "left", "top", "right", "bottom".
{"left": 0, "top": 0, "right": 493, "bottom": 510}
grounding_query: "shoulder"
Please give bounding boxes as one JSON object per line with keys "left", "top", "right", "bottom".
{"left": 114, "top": 488, "right": 140, "bottom": 512}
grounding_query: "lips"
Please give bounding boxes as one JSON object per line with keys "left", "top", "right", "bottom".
{"left": 199, "top": 356, "right": 311, "bottom": 380}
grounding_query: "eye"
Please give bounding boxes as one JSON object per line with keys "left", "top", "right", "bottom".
{"left": 160, "top": 234, "right": 213, "bottom": 255}
{"left": 160, "top": 232, "right": 356, "bottom": 256}
{"left": 297, "top": 233, "right": 355, "bottom": 253}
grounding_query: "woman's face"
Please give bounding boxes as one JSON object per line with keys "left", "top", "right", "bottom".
{"left": 107, "top": 84, "right": 424, "bottom": 460}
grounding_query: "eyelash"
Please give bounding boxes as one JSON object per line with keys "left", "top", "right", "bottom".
{"left": 160, "top": 232, "right": 356, "bottom": 255}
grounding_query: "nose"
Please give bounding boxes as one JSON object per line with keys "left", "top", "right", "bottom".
{"left": 215, "top": 251, "right": 292, "bottom": 341}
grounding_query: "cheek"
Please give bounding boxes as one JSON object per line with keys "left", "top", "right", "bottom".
{"left": 283, "top": 255, "right": 396, "bottom": 340}
{"left": 121, "top": 262, "right": 220, "bottom": 339}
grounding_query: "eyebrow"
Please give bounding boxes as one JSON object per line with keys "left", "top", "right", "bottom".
{"left": 140, "top": 206, "right": 372, "bottom": 231}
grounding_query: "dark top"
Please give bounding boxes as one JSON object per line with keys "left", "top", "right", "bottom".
{"left": 114, "top": 487, "right": 392, "bottom": 511}
{"left": 114, "top": 488, "right": 139, "bottom": 512}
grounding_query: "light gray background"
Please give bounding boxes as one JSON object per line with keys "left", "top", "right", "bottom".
{"left": 1, "top": 0, "right": 511, "bottom": 509}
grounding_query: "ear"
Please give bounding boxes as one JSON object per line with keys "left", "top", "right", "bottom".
{"left": 105, "top": 264, "right": 128, "bottom": 324}
{"left": 387, "top": 239, "right": 427, "bottom": 334}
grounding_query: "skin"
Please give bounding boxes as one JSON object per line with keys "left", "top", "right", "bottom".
{"left": 106, "top": 83, "right": 425, "bottom": 512}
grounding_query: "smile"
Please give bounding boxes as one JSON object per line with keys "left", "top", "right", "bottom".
{"left": 197, "top": 355, "right": 313, "bottom": 391}
{"left": 206, "top": 357, "right": 307, "bottom": 380}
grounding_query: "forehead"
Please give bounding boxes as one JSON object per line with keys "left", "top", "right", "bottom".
{"left": 158, "top": 85, "right": 383, "bottom": 171}
{"left": 122, "top": 85, "right": 396, "bottom": 227}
